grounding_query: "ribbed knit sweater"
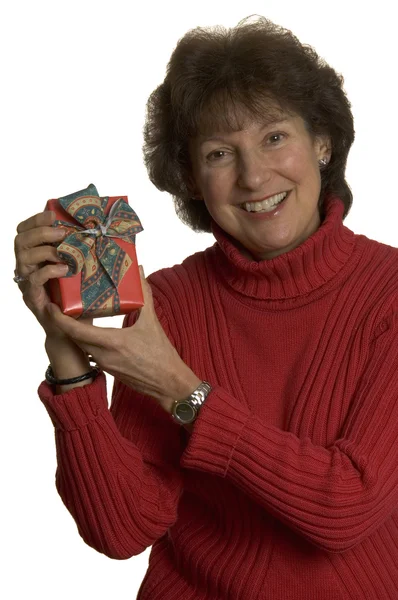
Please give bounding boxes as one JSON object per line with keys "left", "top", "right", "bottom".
{"left": 38, "top": 196, "right": 398, "bottom": 600}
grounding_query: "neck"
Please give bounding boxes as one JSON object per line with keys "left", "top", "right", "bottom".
{"left": 209, "top": 195, "right": 357, "bottom": 304}
{"left": 237, "top": 209, "right": 322, "bottom": 262}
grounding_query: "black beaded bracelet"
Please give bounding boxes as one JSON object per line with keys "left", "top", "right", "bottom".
{"left": 45, "top": 364, "right": 100, "bottom": 386}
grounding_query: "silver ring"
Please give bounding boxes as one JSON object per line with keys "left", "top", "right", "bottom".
{"left": 13, "top": 270, "right": 27, "bottom": 284}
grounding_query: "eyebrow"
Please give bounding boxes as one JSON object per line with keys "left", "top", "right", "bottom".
{"left": 198, "top": 118, "right": 290, "bottom": 145}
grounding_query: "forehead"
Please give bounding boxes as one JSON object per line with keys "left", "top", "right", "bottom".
{"left": 194, "top": 116, "right": 299, "bottom": 149}
{"left": 197, "top": 117, "right": 291, "bottom": 143}
{"left": 193, "top": 101, "right": 297, "bottom": 143}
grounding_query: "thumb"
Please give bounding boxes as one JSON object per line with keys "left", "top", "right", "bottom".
{"left": 138, "top": 264, "right": 154, "bottom": 316}
{"left": 45, "top": 302, "right": 63, "bottom": 317}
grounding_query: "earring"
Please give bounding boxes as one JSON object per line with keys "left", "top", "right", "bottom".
{"left": 318, "top": 158, "right": 328, "bottom": 167}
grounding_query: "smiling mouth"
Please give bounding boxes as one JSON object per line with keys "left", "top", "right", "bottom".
{"left": 239, "top": 190, "right": 291, "bottom": 212}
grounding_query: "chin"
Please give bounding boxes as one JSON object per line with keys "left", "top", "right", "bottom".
{"left": 248, "top": 236, "right": 301, "bottom": 260}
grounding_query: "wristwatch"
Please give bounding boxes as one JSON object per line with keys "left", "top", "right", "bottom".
{"left": 171, "top": 381, "right": 212, "bottom": 425}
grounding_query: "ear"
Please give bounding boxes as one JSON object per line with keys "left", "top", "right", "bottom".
{"left": 314, "top": 134, "right": 332, "bottom": 163}
{"left": 185, "top": 141, "right": 205, "bottom": 200}
{"left": 186, "top": 173, "right": 203, "bottom": 201}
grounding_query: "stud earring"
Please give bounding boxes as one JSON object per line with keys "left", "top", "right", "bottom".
{"left": 318, "top": 158, "right": 328, "bottom": 167}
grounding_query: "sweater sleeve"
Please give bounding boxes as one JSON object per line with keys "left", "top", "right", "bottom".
{"left": 38, "top": 297, "right": 184, "bottom": 560}
{"left": 180, "top": 307, "right": 398, "bottom": 554}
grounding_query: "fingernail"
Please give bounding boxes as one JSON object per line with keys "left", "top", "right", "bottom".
{"left": 55, "top": 228, "right": 67, "bottom": 238}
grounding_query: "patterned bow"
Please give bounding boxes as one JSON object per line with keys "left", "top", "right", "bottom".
{"left": 53, "top": 183, "right": 143, "bottom": 315}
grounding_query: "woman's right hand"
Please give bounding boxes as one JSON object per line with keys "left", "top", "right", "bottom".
{"left": 14, "top": 209, "right": 74, "bottom": 338}
{"left": 14, "top": 209, "right": 97, "bottom": 389}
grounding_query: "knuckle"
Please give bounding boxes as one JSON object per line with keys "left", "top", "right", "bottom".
{"left": 17, "top": 248, "right": 27, "bottom": 266}
{"left": 38, "top": 264, "right": 53, "bottom": 283}
{"left": 52, "top": 247, "right": 61, "bottom": 260}
{"left": 27, "top": 270, "right": 38, "bottom": 286}
{"left": 14, "top": 263, "right": 27, "bottom": 279}
{"left": 38, "top": 225, "right": 49, "bottom": 239}
{"left": 31, "top": 225, "right": 49, "bottom": 245}
{"left": 119, "top": 338, "right": 128, "bottom": 353}
{"left": 107, "top": 333, "right": 117, "bottom": 349}
{"left": 16, "top": 214, "right": 36, "bottom": 234}
{"left": 31, "top": 264, "right": 49, "bottom": 285}
{"left": 26, "top": 273, "right": 36, "bottom": 286}
{"left": 14, "top": 234, "right": 22, "bottom": 252}
{"left": 21, "top": 289, "right": 34, "bottom": 305}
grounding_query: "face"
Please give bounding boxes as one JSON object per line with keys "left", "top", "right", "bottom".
{"left": 188, "top": 109, "right": 331, "bottom": 261}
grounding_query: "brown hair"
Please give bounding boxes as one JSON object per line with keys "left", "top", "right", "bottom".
{"left": 143, "top": 16, "right": 355, "bottom": 232}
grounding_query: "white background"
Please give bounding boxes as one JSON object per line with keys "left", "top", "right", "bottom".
{"left": 2, "top": 1, "right": 397, "bottom": 598}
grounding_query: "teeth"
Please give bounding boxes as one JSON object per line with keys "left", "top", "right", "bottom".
{"left": 243, "top": 192, "right": 288, "bottom": 212}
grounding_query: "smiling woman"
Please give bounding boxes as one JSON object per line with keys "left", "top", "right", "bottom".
{"left": 188, "top": 111, "right": 331, "bottom": 259}
{"left": 143, "top": 17, "right": 354, "bottom": 235}
{"left": 14, "top": 14, "right": 398, "bottom": 600}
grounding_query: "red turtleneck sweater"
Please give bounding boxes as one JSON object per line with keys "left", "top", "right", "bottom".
{"left": 38, "top": 196, "right": 398, "bottom": 599}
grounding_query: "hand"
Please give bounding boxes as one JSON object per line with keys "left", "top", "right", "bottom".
{"left": 14, "top": 209, "right": 93, "bottom": 339}
{"left": 44, "top": 266, "right": 202, "bottom": 411}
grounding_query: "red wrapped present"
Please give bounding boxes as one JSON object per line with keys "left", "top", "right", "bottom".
{"left": 44, "top": 183, "right": 144, "bottom": 319}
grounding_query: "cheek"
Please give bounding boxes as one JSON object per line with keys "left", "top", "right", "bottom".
{"left": 282, "top": 146, "right": 319, "bottom": 184}
{"left": 203, "top": 170, "right": 231, "bottom": 196}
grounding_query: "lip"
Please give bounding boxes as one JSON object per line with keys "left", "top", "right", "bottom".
{"left": 238, "top": 190, "right": 290, "bottom": 206}
{"left": 238, "top": 189, "right": 291, "bottom": 218}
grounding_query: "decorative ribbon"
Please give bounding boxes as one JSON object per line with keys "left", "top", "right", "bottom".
{"left": 53, "top": 183, "right": 143, "bottom": 315}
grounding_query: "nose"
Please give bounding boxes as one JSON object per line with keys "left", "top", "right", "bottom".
{"left": 237, "top": 150, "right": 272, "bottom": 191}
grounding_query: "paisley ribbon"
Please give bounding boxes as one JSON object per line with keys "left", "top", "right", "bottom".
{"left": 53, "top": 183, "right": 143, "bottom": 315}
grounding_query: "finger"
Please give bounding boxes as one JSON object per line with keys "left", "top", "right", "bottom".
{"left": 138, "top": 265, "right": 154, "bottom": 310}
{"left": 46, "top": 303, "right": 115, "bottom": 346}
{"left": 16, "top": 210, "right": 55, "bottom": 235}
{"left": 15, "top": 223, "right": 67, "bottom": 255}
{"left": 17, "top": 246, "right": 66, "bottom": 277}
{"left": 27, "top": 263, "right": 70, "bottom": 286}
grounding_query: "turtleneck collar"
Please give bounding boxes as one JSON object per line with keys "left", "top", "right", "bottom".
{"left": 209, "top": 195, "right": 357, "bottom": 302}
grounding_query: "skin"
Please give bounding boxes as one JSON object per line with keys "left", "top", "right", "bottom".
{"left": 188, "top": 109, "right": 331, "bottom": 261}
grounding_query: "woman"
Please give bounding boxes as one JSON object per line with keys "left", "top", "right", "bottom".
{"left": 13, "top": 16, "right": 398, "bottom": 600}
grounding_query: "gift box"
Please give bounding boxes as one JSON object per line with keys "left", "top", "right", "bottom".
{"left": 44, "top": 183, "right": 144, "bottom": 319}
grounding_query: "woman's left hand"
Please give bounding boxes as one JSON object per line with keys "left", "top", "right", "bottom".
{"left": 45, "top": 266, "right": 201, "bottom": 412}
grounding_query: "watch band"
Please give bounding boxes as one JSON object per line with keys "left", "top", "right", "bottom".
{"left": 172, "top": 381, "right": 212, "bottom": 425}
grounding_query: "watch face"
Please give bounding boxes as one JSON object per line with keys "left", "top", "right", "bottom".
{"left": 176, "top": 402, "right": 196, "bottom": 423}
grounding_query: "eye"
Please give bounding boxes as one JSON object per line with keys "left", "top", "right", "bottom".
{"left": 267, "top": 133, "right": 285, "bottom": 144}
{"left": 206, "top": 150, "right": 228, "bottom": 162}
